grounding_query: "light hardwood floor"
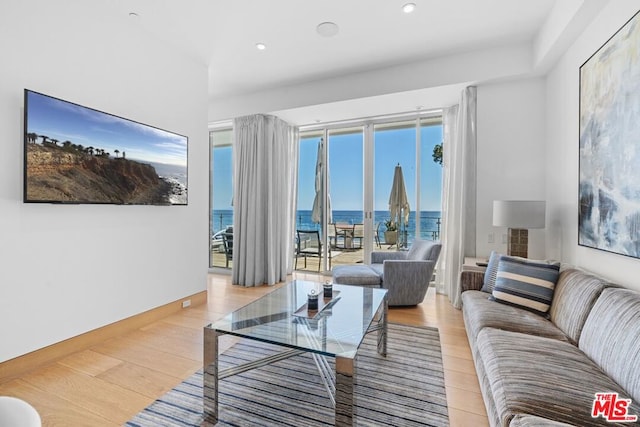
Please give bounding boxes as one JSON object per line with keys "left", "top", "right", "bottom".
{"left": 0, "top": 272, "right": 488, "bottom": 426}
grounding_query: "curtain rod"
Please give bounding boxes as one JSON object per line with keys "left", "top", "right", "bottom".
{"left": 298, "top": 108, "right": 442, "bottom": 131}
{"left": 208, "top": 107, "right": 443, "bottom": 131}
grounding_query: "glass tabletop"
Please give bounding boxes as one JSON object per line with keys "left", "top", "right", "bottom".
{"left": 209, "top": 280, "right": 387, "bottom": 358}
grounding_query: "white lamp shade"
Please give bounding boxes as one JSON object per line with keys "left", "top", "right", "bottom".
{"left": 493, "top": 200, "right": 546, "bottom": 229}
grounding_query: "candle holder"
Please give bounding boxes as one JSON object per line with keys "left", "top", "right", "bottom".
{"left": 323, "top": 282, "right": 333, "bottom": 298}
{"left": 307, "top": 290, "right": 319, "bottom": 311}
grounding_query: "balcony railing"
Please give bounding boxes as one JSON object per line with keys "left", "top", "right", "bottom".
{"left": 210, "top": 210, "right": 441, "bottom": 270}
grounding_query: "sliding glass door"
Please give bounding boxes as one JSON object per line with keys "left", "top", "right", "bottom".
{"left": 210, "top": 114, "right": 443, "bottom": 272}
{"left": 420, "top": 118, "right": 444, "bottom": 241}
{"left": 374, "top": 121, "right": 416, "bottom": 249}
{"left": 328, "top": 127, "right": 365, "bottom": 264}
{"left": 296, "top": 128, "right": 365, "bottom": 271}
{"left": 373, "top": 118, "right": 443, "bottom": 248}
{"left": 209, "top": 128, "right": 233, "bottom": 269}
{"left": 296, "top": 114, "right": 443, "bottom": 273}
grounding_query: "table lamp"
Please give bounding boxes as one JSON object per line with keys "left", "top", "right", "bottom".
{"left": 492, "top": 200, "right": 545, "bottom": 258}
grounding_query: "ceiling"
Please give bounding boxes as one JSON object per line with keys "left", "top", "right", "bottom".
{"left": 112, "top": 0, "right": 602, "bottom": 124}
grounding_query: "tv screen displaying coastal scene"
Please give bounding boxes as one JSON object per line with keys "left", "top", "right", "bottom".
{"left": 24, "top": 89, "right": 188, "bottom": 205}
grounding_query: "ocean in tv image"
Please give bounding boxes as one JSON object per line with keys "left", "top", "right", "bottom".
{"left": 212, "top": 210, "right": 442, "bottom": 243}
{"left": 24, "top": 90, "right": 187, "bottom": 205}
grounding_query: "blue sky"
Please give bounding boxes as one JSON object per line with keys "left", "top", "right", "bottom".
{"left": 298, "top": 125, "right": 443, "bottom": 211}
{"left": 26, "top": 91, "right": 188, "bottom": 167}
{"left": 212, "top": 123, "right": 443, "bottom": 212}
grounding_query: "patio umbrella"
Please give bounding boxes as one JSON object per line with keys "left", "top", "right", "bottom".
{"left": 389, "top": 163, "right": 410, "bottom": 245}
{"left": 311, "top": 138, "right": 332, "bottom": 224}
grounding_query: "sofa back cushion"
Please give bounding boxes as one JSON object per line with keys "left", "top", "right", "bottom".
{"left": 579, "top": 287, "right": 640, "bottom": 403}
{"left": 549, "top": 269, "right": 610, "bottom": 345}
{"left": 406, "top": 240, "right": 441, "bottom": 262}
{"left": 482, "top": 251, "right": 560, "bottom": 294}
{"left": 481, "top": 251, "right": 500, "bottom": 293}
{"left": 491, "top": 256, "right": 560, "bottom": 315}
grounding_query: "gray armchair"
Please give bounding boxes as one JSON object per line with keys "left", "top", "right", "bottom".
{"left": 370, "top": 239, "right": 442, "bottom": 306}
{"left": 332, "top": 239, "right": 441, "bottom": 306}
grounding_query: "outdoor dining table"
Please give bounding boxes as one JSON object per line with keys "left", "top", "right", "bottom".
{"left": 335, "top": 224, "right": 355, "bottom": 249}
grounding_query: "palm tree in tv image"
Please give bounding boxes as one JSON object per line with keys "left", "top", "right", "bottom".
{"left": 27, "top": 132, "right": 38, "bottom": 144}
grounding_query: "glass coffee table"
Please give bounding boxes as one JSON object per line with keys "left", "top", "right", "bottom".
{"left": 203, "top": 280, "right": 388, "bottom": 426}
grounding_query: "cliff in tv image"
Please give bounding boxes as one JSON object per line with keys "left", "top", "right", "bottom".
{"left": 25, "top": 139, "right": 178, "bottom": 205}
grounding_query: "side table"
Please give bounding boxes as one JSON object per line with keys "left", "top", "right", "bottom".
{"left": 460, "top": 257, "right": 487, "bottom": 293}
{"left": 462, "top": 257, "right": 488, "bottom": 273}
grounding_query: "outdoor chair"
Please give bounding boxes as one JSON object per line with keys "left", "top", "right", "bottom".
{"left": 222, "top": 232, "right": 233, "bottom": 268}
{"left": 374, "top": 222, "right": 382, "bottom": 248}
{"left": 328, "top": 223, "right": 337, "bottom": 249}
{"left": 353, "top": 223, "right": 364, "bottom": 248}
{"left": 295, "top": 230, "right": 331, "bottom": 271}
{"left": 332, "top": 239, "right": 441, "bottom": 306}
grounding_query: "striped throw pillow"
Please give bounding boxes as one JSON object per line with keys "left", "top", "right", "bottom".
{"left": 481, "top": 251, "right": 501, "bottom": 293}
{"left": 491, "top": 256, "right": 560, "bottom": 315}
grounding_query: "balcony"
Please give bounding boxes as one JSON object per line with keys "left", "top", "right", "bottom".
{"left": 210, "top": 214, "right": 440, "bottom": 272}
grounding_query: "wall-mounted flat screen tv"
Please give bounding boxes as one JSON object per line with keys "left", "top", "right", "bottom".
{"left": 24, "top": 89, "right": 188, "bottom": 205}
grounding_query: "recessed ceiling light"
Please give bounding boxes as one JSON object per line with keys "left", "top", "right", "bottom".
{"left": 402, "top": 3, "right": 416, "bottom": 13}
{"left": 129, "top": 12, "right": 140, "bottom": 19}
{"left": 316, "top": 22, "right": 339, "bottom": 37}
{"left": 256, "top": 43, "right": 266, "bottom": 50}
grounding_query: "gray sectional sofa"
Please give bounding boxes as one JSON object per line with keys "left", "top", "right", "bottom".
{"left": 461, "top": 266, "right": 640, "bottom": 426}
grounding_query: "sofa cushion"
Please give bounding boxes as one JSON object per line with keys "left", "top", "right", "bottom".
{"left": 481, "top": 250, "right": 501, "bottom": 293}
{"left": 406, "top": 239, "right": 440, "bottom": 261}
{"left": 491, "top": 256, "right": 560, "bottom": 315}
{"left": 331, "top": 265, "right": 381, "bottom": 287}
{"left": 549, "top": 268, "right": 610, "bottom": 345}
{"left": 461, "top": 290, "right": 569, "bottom": 350}
{"left": 369, "top": 263, "right": 384, "bottom": 279}
{"left": 482, "top": 252, "right": 561, "bottom": 294}
{"left": 477, "top": 327, "right": 640, "bottom": 427}
{"left": 509, "top": 414, "right": 577, "bottom": 426}
{"left": 371, "top": 250, "right": 407, "bottom": 264}
{"left": 580, "top": 288, "right": 640, "bottom": 403}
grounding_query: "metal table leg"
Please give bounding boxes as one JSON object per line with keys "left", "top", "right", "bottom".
{"left": 202, "top": 326, "right": 220, "bottom": 426}
{"left": 378, "top": 295, "right": 388, "bottom": 356}
{"left": 335, "top": 356, "right": 355, "bottom": 426}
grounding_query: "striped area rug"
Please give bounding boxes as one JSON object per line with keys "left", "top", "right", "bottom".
{"left": 126, "top": 323, "right": 448, "bottom": 426}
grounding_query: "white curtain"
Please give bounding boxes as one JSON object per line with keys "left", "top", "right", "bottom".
{"left": 232, "top": 114, "right": 299, "bottom": 286}
{"left": 437, "top": 86, "right": 477, "bottom": 308}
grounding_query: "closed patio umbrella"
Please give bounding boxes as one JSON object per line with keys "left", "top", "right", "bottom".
{"left": 389, "top": 163, "right": 410, "bottom": 247}
{"left": 311, "top": 138, "right": 332, "bottom": 224}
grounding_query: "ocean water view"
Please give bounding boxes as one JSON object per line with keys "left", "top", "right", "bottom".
{"left": 151, "top": 161, "right": 187, "bottom": 205}
{"left": 212, "top": 209, "right": 441, "bottom": 243}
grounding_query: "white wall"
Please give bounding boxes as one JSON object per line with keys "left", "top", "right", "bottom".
{"left": 209, "top": 44, "right": 533, "bottom": 122}
{"left": 475, "top": 79, "right": 547, "bottom": 259}
{"left": 546, "top": 0, "right": 640, "bottom": 291}
{"left": 0, "top": 1, "right": 209, "bottom": 362}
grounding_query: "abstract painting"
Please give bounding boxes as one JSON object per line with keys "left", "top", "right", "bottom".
{"left": 579, "top": 10, "right": 640, "bottom": 258}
